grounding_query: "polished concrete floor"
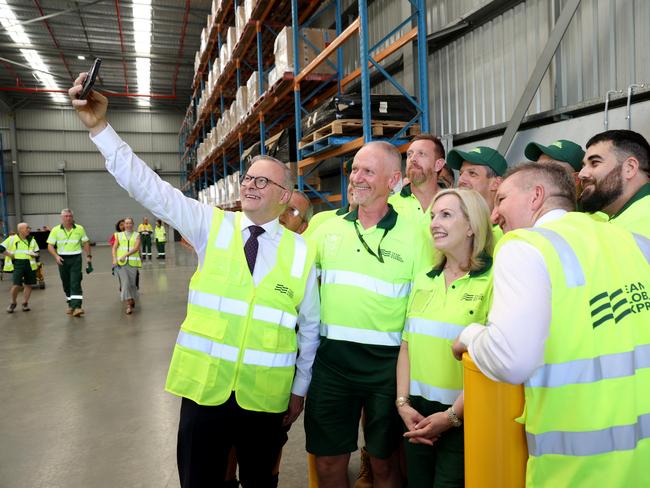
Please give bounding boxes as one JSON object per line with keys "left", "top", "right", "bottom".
{"left": 0, "top": 243, "right": 359, "bottom": 488}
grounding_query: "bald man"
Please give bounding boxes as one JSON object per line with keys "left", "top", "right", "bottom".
{"left": 2, "top": 222, "right": 39, "bottom": 313}
{"left": 305, "top": 141, "right": 434, "bottom": 488}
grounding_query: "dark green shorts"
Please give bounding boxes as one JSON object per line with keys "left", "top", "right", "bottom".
{"left": 403, "top": 396, "right": 464, "bottom": 488}
{"left": 304, "top": 360, "right": 402, "bottom": 458}
{"left": 12, "top": 260, "right": 36, "bottom": 286}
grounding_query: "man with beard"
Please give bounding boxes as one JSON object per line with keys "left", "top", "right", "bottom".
{"left": 579, "top": 130, "right": 650, "bottom": 237}
{"left": 306, "top": 141, "right": 433, "bottom": 488}
{"left": 452, "top": 161, "right": 650, "bottom": 487}
{"left": 389, "top": 134, "right": 446, "bottom": 226}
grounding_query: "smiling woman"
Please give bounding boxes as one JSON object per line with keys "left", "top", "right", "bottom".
{"left": 396, "top": 188, "right": 494, "bottom": 488}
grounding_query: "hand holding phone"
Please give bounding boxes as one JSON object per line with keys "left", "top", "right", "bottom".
{"left": 78, "top": 58, "right": 101, "bottom": 99}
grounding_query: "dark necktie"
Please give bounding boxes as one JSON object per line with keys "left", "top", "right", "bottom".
{"left": 244, "top": 225, "right": 265, "bottom": 274}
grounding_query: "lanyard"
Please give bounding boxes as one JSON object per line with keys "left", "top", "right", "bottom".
{"left": 353, "top": 221, "right": 389, "bottom": 263}
{"left": 62, "top": 226, "right": 75, "bottom": 243}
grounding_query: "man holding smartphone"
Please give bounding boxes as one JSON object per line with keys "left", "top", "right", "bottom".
{"left": 68, "top": 73, "right": 320, "bottom": 488}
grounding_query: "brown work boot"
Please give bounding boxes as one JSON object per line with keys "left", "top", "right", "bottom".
{"left": 72, "top": 308, "right": 84, "bottom": 317}
{"left": 355, "top": 447, "right": 373, "bottom": 488}
{"left": 66, "top": 306, "right": 73, "bottom": 315}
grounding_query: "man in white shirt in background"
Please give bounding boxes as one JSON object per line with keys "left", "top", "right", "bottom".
{"left": 452, "top": 161, "right": 650, "bottom": 487}
{"left": 69, "top": 74, "right": 320, "bottom": 488}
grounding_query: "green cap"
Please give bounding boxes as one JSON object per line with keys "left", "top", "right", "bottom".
{"left": 524, "top": 139, "right": 585, "bottom": 171}
{"left": 447, "top": 146, "right": 508, "bottom": 177}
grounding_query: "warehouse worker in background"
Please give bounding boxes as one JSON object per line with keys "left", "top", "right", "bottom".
{"left": 453, "top": 161, "right": 650, "bottom": 487}
{"left": 524, "top": 139, "right": 585, "bottom": 175}
{"left": 154, "top": 219, "right": 167, "bottom": 259}
{"left": 579, "top": 129, "right": 650, "bottom": 237}
{"left": 389, "top": 134, "right": 446, "bottom": 225}
{"left": 47, "top": 208, "right": 91, "bottom": 317}
{"left": 138, "top": 217, "right": 154, "bottom": 260}
{"left": 69, "top": 75, "right": 320, "bottom": 488}
{"left": 279, "top": 190, "right": 313, "bottom": 234}
{"left": 2, "top": 222, "right": 39, "bottom": 313}
{"left": 305, "top": 141, "right": 434, "bottom": 488}
{"left": 447, "top": 146, "right": 507, "bottom": 242}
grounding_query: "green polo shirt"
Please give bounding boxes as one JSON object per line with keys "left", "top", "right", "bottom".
{"left": 312, "top": 204, "right": 434, "bottom": 390}
{"left": 388, "top": 184, "right": 431, "bottom": 223}
{"left": 610, "top": 183, "right": 650, "bottom": 238}
{"left": 47, "top": 224, "right": 89, "bottom": 255}
{"left": 303, "top": 205, "right": 349, "bottom": 240}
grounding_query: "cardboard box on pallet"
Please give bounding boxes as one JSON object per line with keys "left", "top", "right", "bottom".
{"left": 244, "top": 0, "right": 257, "bottom": 22}
{"left": 246, "top": 71, "right": 260, "bottom": 104}
{"left": 235, "top": 5, "right": 246, "bottom": 40}
{"left": 211, "top": 0, "right": 219, "bottom": 17}
{"left": 236, "top": 85, "right": 248, "bottom": 121}
{"left": 274, "top": 27, "right": 337, "bottom": 76}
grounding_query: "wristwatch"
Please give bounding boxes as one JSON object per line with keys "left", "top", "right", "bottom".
{"left": 446, "top": 406, "right": 463, "bottom": 427}
{"left": 395, "top": 396, "right": 410, "bottom": 408}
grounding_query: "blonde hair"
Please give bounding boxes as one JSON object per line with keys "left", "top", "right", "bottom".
{"left": 431, "top": 189, "right": 494, "bottom": 271}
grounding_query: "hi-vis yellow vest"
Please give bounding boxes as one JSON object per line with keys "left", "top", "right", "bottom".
{"left": 165, "top": 209, "right": 314, "bottom": 412}
{"left": 610, "top": 182, "right": 650, "bottom": 238}
{"left": 154, "top": 225, "right": 166, "bottom": 242}
{"left": 116, "top": 232, "right": 141, "bottom": 267}
{"left": 496, "top": 212, "right": 650, "bottom": 488}
{"left": 2, "top": 235, "right": 38, "bottom": 271}
{"left": 404, "top": 259, "right": 492, "bottom": 405}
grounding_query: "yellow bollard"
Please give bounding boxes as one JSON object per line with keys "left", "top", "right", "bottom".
{"left": 307, "top": 453, "right": 319, "bottom": 487}
{"left": 463, "top": 353, "right": 527, "bottom": 488}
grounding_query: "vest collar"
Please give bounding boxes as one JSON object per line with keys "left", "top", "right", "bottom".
{"left": 336, "top": 205, "right": 350, "bottom": 216}
{"left": 343, "top": 203, "right": 398, "bottom": 230}
{"left": 426, "top": 253, "right": 493, "bottom": 279}
{"left": 61, "top": 223, "right": 76, "bottom": 230}
{"left": 241, "top": 213, "right": 281, "bottom": 239}
{"left": 612, "top": 182, "right": 650, "bottom": 219}
{"left": 400, "top": 183, "right": 413, "bottom": 197}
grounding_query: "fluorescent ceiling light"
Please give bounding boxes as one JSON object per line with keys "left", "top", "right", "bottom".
{"left": 0, "top": 1, "right": 66, "bottom": 103}
{"left": 132, "top": 0, "right": 152, "bottom": 106}
{"left": 77, "top": 55, "right": 86, "bottom": 60}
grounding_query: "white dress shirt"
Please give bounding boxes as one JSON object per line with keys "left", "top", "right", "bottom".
{"left": 91, "top": 124, "right": 320, "bottom": 396}
{"left": 458, "top": 209, "right": 567, "bottom": 384}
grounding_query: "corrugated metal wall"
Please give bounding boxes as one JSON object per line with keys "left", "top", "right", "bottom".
{"left": 1, "top": 108, "right": 182, "bottom": 240}
{"left": 426, "top": 0, "right": 650, "bottom": 137}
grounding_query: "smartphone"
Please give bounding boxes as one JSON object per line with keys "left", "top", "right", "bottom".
{"left": 78, "top": 58, "right": 101, "bottom": 99}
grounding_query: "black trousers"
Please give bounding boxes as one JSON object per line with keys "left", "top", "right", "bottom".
{"left": 177, "top": 394, "right": 285, "bottom": 488}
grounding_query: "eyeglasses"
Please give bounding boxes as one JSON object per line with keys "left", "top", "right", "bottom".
{"left": 240, "top": 174, "right": 287, "bottom": 190}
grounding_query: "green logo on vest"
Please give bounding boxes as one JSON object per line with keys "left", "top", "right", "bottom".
{"left": 380, "top": 249, "right": 404, "bottom": 263}
{"left": 274, "top": 283, "right": 294, "bottom": 299}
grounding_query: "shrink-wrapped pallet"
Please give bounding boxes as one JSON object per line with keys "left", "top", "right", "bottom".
{"left": 219, "top": 44, "right": 228, "bottom": 74}
{"left": 235, "top": 6, "right": 246, "bottom": 40}
{"left": 244, "top": 0, "right": 257, "bottom": 22}
{"left": 274, "top": 27, "right": 337, "bottom": 75}
{"left": 246, "top": 71, "right": 260, "bottom": 104}
{"left": 226, "top": 27, "right": 237, "bottom": 59}
{"left": 236, "top": 85, "right": 248, "bottom": 121}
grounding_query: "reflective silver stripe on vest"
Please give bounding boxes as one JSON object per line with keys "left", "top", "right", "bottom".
{"left": 70, "top": 295, "right": 83, "bottom": 299}
{"left": 526, "top": 343, "right": 650, "bottom": 388}
{"left": 58, "top": 250, "right": 82, "bottom": 255}
{"left": 320, "top": 323, "right": 402, "bottom": 346}
{"left": 127, "top": 256, "right": 140, "bottom": 261}
{"left": 291, "top": 236, "right": 308, "bottom": 278}
{"left": 252, "top": 304, "right": 297, "bottom": 330}
{"left": 529, "top": 227, "right": 585, "bottom": 288}
{"left": 321, "top": 270, "right": 411, "bottom": 299}
{"left": 13, "top": 250, "right": 31, "bottom": 255}
{"left": 188, "top": 290, "right": 249, "bottom": 316}
{"left": 410, "top": 379, "right": 461, "bottom": 405}
{"left": 214, "top": 212, "right": 236, "bottom": 249}
{"left": 176, "top": 330, "right": 240, "bottom": 362}
{"left": 527, "top": 412, "right": 650, "bottom": 457}
{"left": 405, "top": 318, "right": 465, "bottom": 341}
{"left": 633, "top": 233, "right": 650, "bottom": 264}
{"left": 243, "top": 349, "right": 296, "bottom": 368}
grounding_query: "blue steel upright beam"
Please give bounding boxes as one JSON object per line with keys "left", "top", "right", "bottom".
{"left": 358, "top": 0, "right": 372, "bottom": 142}
{"left": 291, "top": 0, "right": 303, "bottom": 190}
{"left": 416, "top": 0, "right": 430, "bottom": 132}
{"left": 256, "top": 23, "right": 264, "bottom": 98}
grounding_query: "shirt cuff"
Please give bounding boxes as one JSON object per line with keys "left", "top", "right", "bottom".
{"left": 291, "top": 375, "right": 310, "bottom": 397}
{"left": 458, "top": 323, "right": 486, "bottom": 348}
{"left": 89, "top": 123, "right": 122, "bottom": 160}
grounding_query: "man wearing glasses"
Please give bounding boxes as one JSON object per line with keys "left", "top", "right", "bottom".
{"left": 279, "top": 190, "right": 313, "bottom": 234}
{"left": 305, "top": 141, "right": 434, "bottom": 487}
{"left": 69, "top": 75, "right": 320, "bottom": 488}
